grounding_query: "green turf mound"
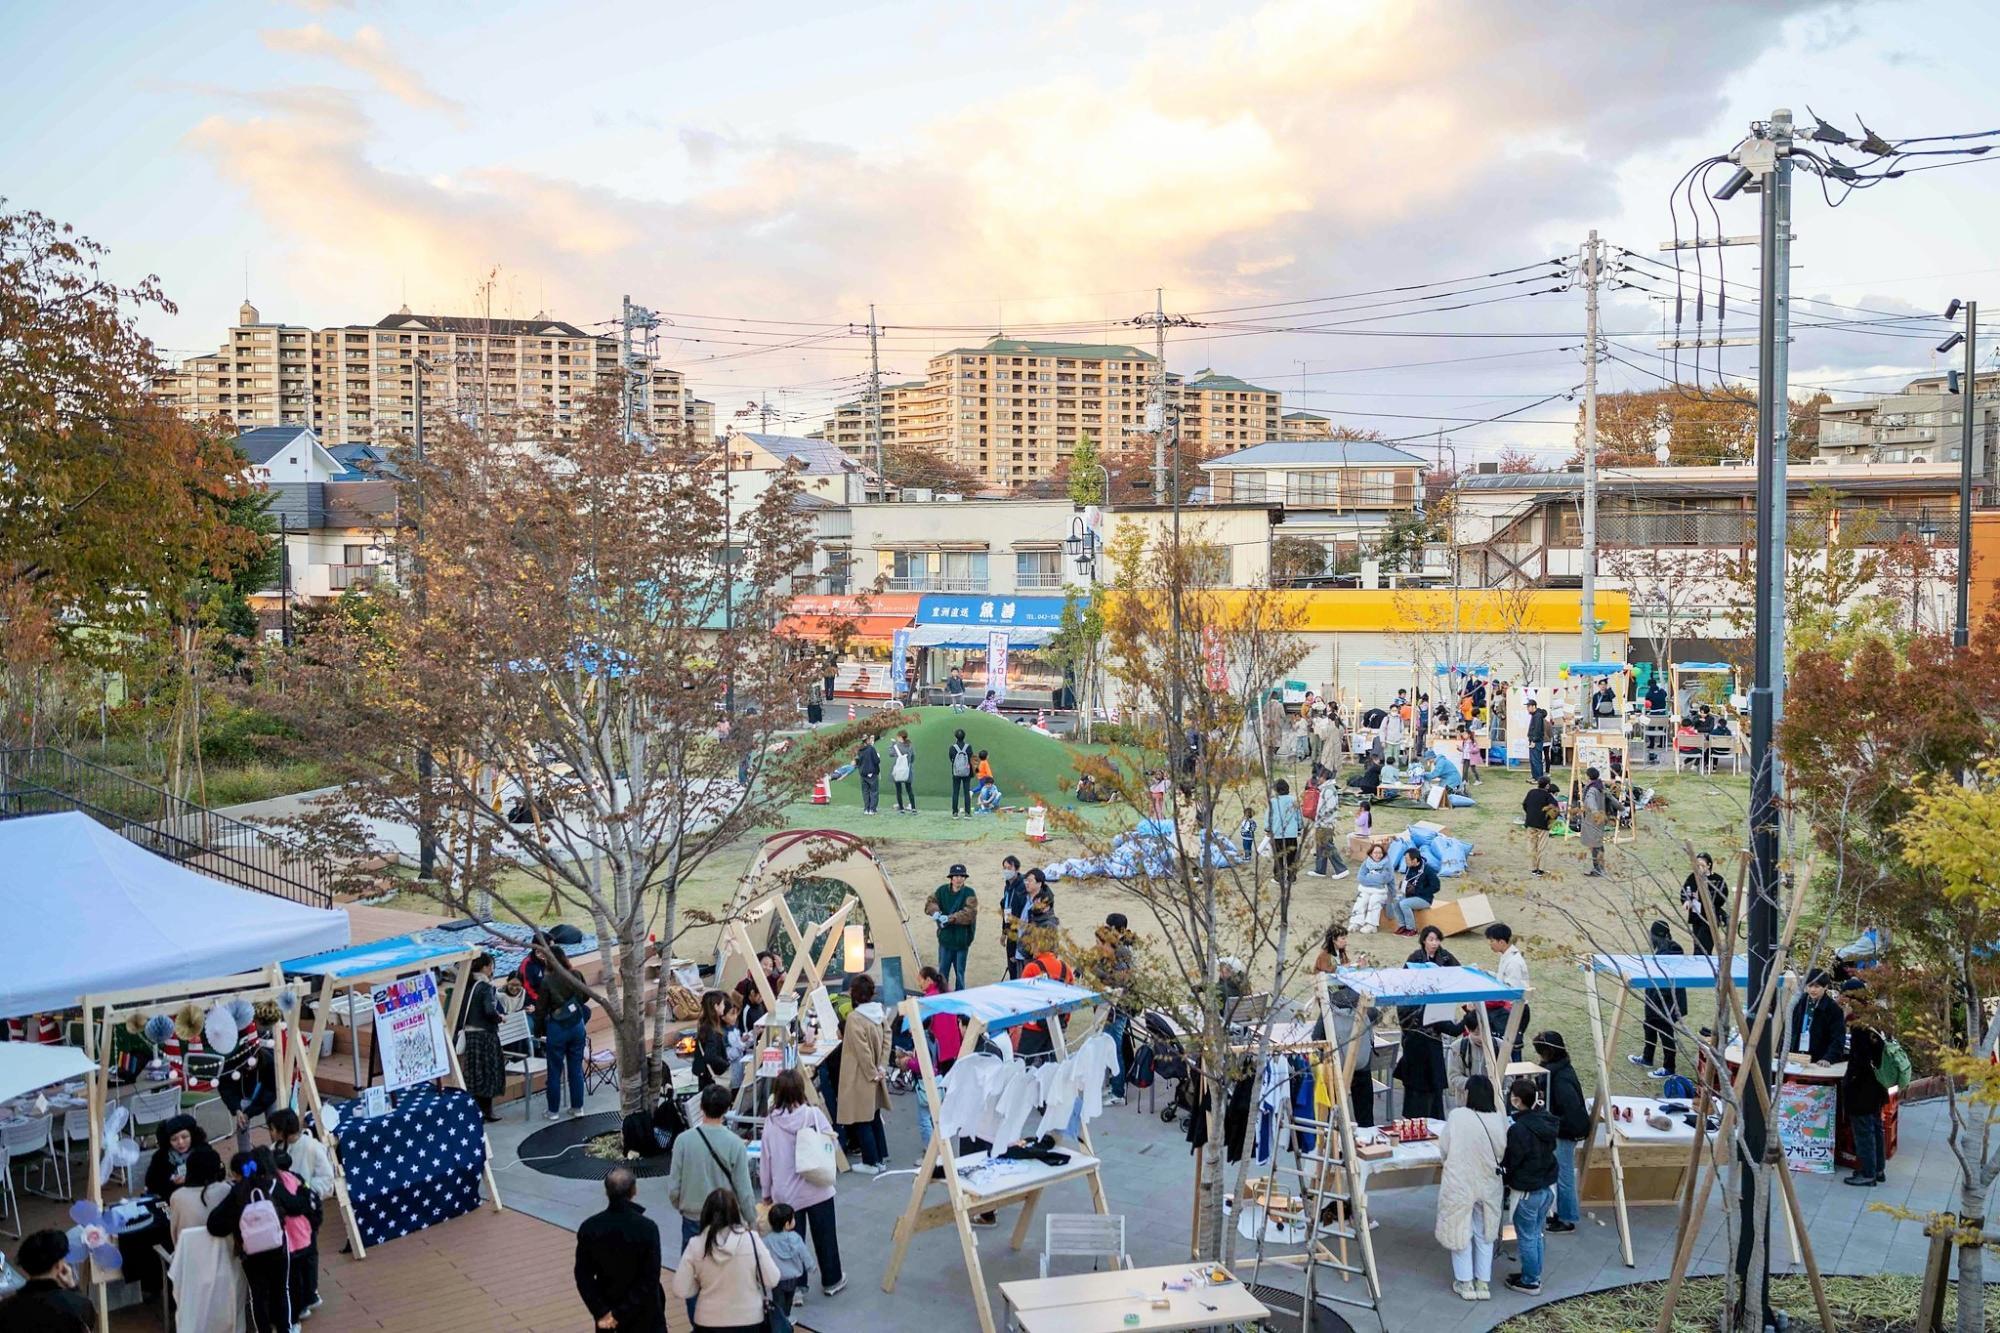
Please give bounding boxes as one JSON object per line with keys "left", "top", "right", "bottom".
{"left": 819, "top": 707, "right": 1092, "bottom": 808}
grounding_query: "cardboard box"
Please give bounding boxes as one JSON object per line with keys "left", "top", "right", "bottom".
{"left": 1378, "top": 892, "right": 1497, "bottom": 937}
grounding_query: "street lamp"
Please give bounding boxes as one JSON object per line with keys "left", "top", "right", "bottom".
{"left": 1940, "top": 298, "right": 1978, "bottom": 647}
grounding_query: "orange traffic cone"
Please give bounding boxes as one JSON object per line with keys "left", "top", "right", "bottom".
{"left": 811, "top": 774, "right": 831, "bottom": 805}
{"left": 847, "top": 703, "right": 857, "bottom": 721}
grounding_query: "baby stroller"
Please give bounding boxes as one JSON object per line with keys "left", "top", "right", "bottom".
{"left": 1137, "top": 1009, "right": 1198, "bottom": 1123}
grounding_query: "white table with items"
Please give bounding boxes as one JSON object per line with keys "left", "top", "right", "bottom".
{"left": 1001, "top": 1263, "right": 1269, "bottom": 1333}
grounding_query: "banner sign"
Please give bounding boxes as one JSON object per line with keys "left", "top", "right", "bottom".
{"left": 987, "top": 630, "right": 1009, "bottom": 700}
{"left": 890, "top": 627, "right": 910, "bottom": 692}
{"left": 1775, "top": 1079, "right": 1836, "bottom": 1173}
{"left": 370, "top": 971, "right": 451, "bottom": 1092}
{"left": 1203, "top": 626, "right": 1228, "bottom": 692}
{"left": 917, "top": 594, "right": 1073, "bottom": 628}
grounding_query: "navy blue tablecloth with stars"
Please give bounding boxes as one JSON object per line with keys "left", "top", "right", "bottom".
{"left": 332, "top": 1084, "right": 487, "bottom": 1247}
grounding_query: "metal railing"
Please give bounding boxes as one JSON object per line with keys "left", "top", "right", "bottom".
{"left": 0, "top": 748, "right": 332, "bottom": 907}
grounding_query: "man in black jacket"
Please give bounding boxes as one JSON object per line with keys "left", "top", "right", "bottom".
{"left": 1632, "top": 922, "right": 1688, "bottom": 1079}
{"left": 1389, "top": 849, "right": 1439, "bottom": 935}
{"left": 1788, "top": 969, "right": 1847, "bottom": 1065}
{"left": 575, "top": 1168, "right": 667, "bottom": 1333}
{"left": 1531, "top": 1032, "right": 1590, "bottom": 1234}
{"left": 1840, "top": 992, "right": 1889, "bottom": 1186}
{"left": 1521, "top": 778, "right": 1558, "bottom": 877}
{"left": 0, "top": 1230, "right": 93, "bottom": 1332}
{"left": 1525, "top": 700, "right": 1548, "bottom": 780}
{"left": 1501, "top": 1077, "right": 1559, "bottom": 1294}
{"left": 855, "top": 737, "right": 881, "bottom": 815}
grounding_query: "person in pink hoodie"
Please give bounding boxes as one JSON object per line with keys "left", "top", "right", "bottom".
{"left": 759, "top": 1069, "right": 846, "bottom": 1299}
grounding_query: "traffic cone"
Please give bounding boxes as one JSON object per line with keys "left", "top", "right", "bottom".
{"left": 811, "top": 775, "right": 831, "bottom": 805}
{"left": 847, "top": 703, "right": 857, "bottom": 721}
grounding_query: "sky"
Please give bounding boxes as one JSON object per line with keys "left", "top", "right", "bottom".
{"left": 5, "top": 0, "right": 1998, "bottom": 458}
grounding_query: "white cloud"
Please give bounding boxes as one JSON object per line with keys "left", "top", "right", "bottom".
{"left": 260, "top": 23, "right": 457, "bottom": 114}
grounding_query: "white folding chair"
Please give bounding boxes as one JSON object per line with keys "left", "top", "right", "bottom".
{"left": 1039, "top": 1213, "right": 1132, "bottom": 1278}
{"left": 496, "top": 1012, "right": 545, "bottom": 1120}
{"left": 1, "top": 1117, "right": 60, "bottom": 1204}
{"left": 128, "top": 1086, "right": 183, "bottom": 1142}
{"left": 60, "top": 1106, "right": 95, "bottom": 1195}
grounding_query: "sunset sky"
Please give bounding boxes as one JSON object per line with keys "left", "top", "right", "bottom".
{"left": 7, "top": 0, "right": 1997, "bottom": 455}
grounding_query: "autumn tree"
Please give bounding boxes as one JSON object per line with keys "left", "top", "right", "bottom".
{"left": 1086, "top": 521, "right": 1308, "bottom": 1262}
{"left": 1495, "top": 447, "right": 1541, "bottom": 474}
{"left": 881, "top": 439, "right": 979, "bottom": 493}
{"left": 1571, "top": 386, "right": 1832, "bottom": 467}
{"left": 0, "top": 206, "right": 266, "bottom": 743}
{"left": 1714, "top": 488, "right": 1890, "bottom": 673}
{"left": 268, "top": 390, "right": 834, "bottom": 1114}
{"left": 1783, "top": 631, "right": 2000, "bottom": 1333}
{"left": 1600, "top": 542, "right": 1726, "bottom": 673}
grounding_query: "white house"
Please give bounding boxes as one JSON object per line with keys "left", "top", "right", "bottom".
{"left": 1199, "top": 438, "right": 1429, "bottom": 578}
{"left": 235, "top": 425, "right": 343, "bottom": 485}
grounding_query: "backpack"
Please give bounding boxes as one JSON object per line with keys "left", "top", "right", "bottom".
{"left": 238, "top": 1188, "right": 286, "bottom": 1256}
{"left": 1660, "top": 1074, "right": 1696, "bottom": 1101}
{"left": 623, "top": 1109, "right": 669, "bottom": 1158}
{"left": 1299, "top": 786, "right": 1321, "bottom": 821}
{"left": 951, "top": 744, "right": 971, "bottom": 778}
{"left": 1127, "top": 1045, "right": 1156, "bottom": 1090}
{"left": 1875, "top": 1035, "right": 1914, "bottom": 1091}
{"left": 892, "top": 750, "right": 912, "bottom": 783}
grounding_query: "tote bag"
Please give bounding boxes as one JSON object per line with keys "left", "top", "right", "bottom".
{"left": 794, "top": 1123, "right": 837, "bottom": 1188}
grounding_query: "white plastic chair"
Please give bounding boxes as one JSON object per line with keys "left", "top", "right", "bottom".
{"left": 1039, "top": 1213, "right": 1132, "bottom": 1278}
{"left": 128, "top": 1086, "right": 183, "bottom": 1141}
{"left": 60, "top": 1107, "right": 94, "bottom": 1195}
{"left": 1, "top": 1117, "right": 59, "bottom": 1205}
{"left": 496, "top": 1012, "right": 545, "bottom": 1119}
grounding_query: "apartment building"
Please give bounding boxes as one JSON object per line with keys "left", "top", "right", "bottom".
{"left": 1817, "top": 371, "right": 2000, "bottom": 488}
{"left": 815, "top": 337, "right": 1291, "bottom": 485}
{"left": 157, "top": 301, "right": 702, "bottom": 448}
{"left": 1179, "top": 370, "right": 1283, "bottom": 455}
{"left": 1199, "top": 439, "right": 1427, "bottom": 579}
{"left": 1280, "top": 411, "right": 1336, "bottom": 441}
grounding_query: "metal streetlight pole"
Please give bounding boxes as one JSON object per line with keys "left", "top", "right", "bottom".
{"left": 411, "top": 354, "right": 438, "bottom": 881}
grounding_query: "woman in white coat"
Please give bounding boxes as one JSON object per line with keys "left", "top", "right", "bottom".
{"left": 167, "top": 1148, "right": 248, "bottom": 1333}
{"left": 1434, "top": 1073, "right": 1507, "bottom": 1302}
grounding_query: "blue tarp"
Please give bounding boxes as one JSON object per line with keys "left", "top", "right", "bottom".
{"left": 284, "top": 938, "right": 474, "bottom": 979}
{"left": 1337, "top": 964, "right": 1523, "bottom": 1005}
{"left": 1590, "top": 953, "right": 1749, "bottom": 991}
{"left": 913, "top": 977, "right": 1099, "bottom": 1032}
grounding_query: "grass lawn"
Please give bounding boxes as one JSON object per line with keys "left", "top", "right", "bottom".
{"left": 370, "top": 740, "right": 1792, "bottom": 1103}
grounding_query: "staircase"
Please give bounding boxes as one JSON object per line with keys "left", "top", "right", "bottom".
{"left": 0, "top": 747, "right": 333, "bottom": 908}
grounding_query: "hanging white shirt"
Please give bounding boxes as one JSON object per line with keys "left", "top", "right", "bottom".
{"left": 986, "top": 1064, "right": 1044, "bottom": 1148}
{"left": 936, "top": 1053, "right": 1006, "bottom": 1143}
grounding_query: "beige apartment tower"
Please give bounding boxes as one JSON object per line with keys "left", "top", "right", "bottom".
{"left": 157, "top": 301, "right": 704, "bottom": 447}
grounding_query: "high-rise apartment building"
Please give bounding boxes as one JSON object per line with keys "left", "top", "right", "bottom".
{"left": 817, "top": 337, "right": 1285, "bottom": 484}
{"left": 157, "top": 301, "right": 703, "bottom": 447}
{"left": 1280, "top": 410, "right": 1336, "bottom": 441}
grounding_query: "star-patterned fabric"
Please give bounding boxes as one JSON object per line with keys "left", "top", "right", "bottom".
{"left": 332, "top": 1084, "right": 487, "bottom": 1246}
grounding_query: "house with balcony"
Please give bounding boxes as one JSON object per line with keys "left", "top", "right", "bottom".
{"left": 1452, "top": 460, "right": 1964, "bottom": 658}
{"left": 1199, "top": 438, "right": 1428, "bottom": 581}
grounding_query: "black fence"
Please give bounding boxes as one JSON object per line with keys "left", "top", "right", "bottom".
{"left": 0, "top": 747, "right": 332, "bottom": 908}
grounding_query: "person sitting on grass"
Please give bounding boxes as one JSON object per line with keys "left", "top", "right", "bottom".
{"left": 974, "top": 775, "right": 1003, "bottom": 813}
{"left": 978, "top": 690, "right": 1001, "bottom": 714}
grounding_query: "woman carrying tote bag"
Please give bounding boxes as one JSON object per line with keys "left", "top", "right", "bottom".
{"left": 758, "top": 1069, "right": 846, "bottom": 1298}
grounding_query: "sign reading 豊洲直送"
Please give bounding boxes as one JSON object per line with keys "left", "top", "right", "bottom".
{"left": 370, "top": 971, "right": 451, "bottom": 1092}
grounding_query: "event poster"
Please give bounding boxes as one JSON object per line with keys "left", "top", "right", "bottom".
{"left": 1775, "top": 1080, "right": 1836, "bottom": 1173}
{"left": 370, "top": 970, "right": 452, "bottom": 1092}
{"left": 986, "top": 631, "right": 1008, "bottom": 700}
{"left": 890, "top": 628, "right": 910, "bottom": 696}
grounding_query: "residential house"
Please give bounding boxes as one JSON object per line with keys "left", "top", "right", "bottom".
{"left": 1199, "top": 439, "right": 1429, "bottom": 580}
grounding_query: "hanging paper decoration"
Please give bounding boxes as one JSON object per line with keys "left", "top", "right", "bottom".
{"left": 203, "top": 1005, "right": 240, "bottom": 1058}
{"left": 143, "top": 1014, "right": 175, "bottom": 1047}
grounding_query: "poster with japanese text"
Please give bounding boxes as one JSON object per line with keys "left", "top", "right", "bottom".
{"left": 1775, "top": 1079, "right": 1836, "bottom": 1173}
{"left": 370, "top": 970, "right": 451, "bottom": 1092}
{"left": 986, "top": 631, "right": 1008, "bottom": 700}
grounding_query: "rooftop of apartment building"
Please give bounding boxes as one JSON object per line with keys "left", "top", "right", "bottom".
{"left": 1184, "top": 368, "right": 1281, "bottom": 395}
{"left": 941, "top": 335, "right": 1155, "bottom": 361}
{"left": 1282, "top": 410, "right": 1331, "bottom": 422}
{"left": 371, "top": 308, "right": 595, "bottom": 337}
{"left": 1200, "top": 438, "right": 1430, "bottom": 468}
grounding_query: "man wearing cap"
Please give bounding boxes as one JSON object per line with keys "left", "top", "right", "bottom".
{"left": 923, "top": 865, "right": 979, "bottom": 991}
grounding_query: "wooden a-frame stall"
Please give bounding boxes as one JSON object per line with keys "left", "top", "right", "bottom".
{"left": 79, "top": 964, "right": 328, "bottom": 1333}
{"left": 1245, "top": 965, "right": 1526, "bottom": 1324}
{"left": 283, "top": 936, "right": 503, "bottom": 1259}
{"left": 881, "top": 977, "right": 1106, "bottom": 1333}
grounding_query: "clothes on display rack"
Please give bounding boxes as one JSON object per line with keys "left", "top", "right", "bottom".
{"left": 1032, "top": 1032, "right": 1119, "bottom": 1138}
{"left": 998, "top": 1136, "right": 1073, "bottom": 1166}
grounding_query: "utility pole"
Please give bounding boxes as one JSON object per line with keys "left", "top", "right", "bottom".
{"left": 410, "top": 353, "right": 439, "bottom": 882}
{"left": 1136, "top": 289, "right": 1170, "bottom": 504}
{"left": 619, "top": 295, "right": 661, "bottom": 448}
{"left": 867, "top": 304, "right": 884, "bottom": 493}
{"left": 1580, "top": 229, "right": 1602, "bottom": 662}
{"left": 1735, "top": 107, "right": 1796, "bottom": 1333}
{"left": 1948, "top": 300, "right": 1979, "bottom": 647}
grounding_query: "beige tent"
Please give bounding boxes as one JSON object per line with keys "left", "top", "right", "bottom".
{"left": 714, "top": 829, "right": 925, "bottom": 992}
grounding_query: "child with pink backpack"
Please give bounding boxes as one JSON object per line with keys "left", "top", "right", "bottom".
{"left": 205, "top": 1146, "right": 313, "bottom": 1333}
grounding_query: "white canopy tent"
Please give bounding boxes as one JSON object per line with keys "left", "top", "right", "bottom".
{"left": 0, "top": 812, "right": 351, "bottom": 1019}
{"left": 0, "top": 1041, "right": 95, "bottom": 1103}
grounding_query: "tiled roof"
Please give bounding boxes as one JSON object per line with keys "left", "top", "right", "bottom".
{"left": 942, "top": 336, "right": 1154, "bottom": 362}
{"left": 235, "top": 425, "right": 318, "bottom": 465}
{"left": 371, "top": 312, "right": 594, "bottom": 338}
{"left": 736, "top": 432, "right": 858, "bottom": 475}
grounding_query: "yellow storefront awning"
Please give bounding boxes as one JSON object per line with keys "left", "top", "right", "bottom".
{"left": 1099, "top": 588, "right": 1629, "bottom": 636}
